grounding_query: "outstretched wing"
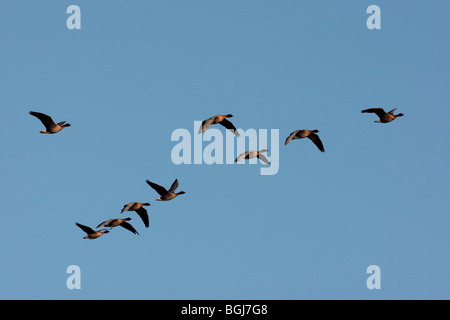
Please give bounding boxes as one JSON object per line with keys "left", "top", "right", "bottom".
{"left": 135, "top": 207, "right": 150, "bottom": 228}
{"left": 257, "top": 154, "right": 270, "bottom": 164}
{"left": 198, "top": 117, "right": 214, "bottom": 134}
{"left": 235, "top": 151, "right": 249, "bottom": 162}
{"left": 285, "top": 130, "right": 299, "bottom": 146}
{"left": 76, "top": 223, "right": 95, "bottom": 234}
{"left": 168, "top": 179, "right": 179, "bottom": 193}
{"left": 120, "top": 221, "right": 139, "bottom": 235}
{"left": 96, "top": 219, "right": 114, "bottom": 228}
{"left": 361, "top": 108, "right": 387, "bottom": 118}
{"left": 387, "top": 108, "right": 397, "bottom": 115}
{"left": 121, "top": 202, "right": 135, "bottom": 213}
{"left": 219, "top": 119, "right": 240, "bottom": 137}
{"left": 308, "top": 133, "right": 325, "bottom": 152}
{"left": 146, "top": 179, "right": 168, "bottom": 196}
{"left": 29, "top": 111, "right": 56, "bottom": 129}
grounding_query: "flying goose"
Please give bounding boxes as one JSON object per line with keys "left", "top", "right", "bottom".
{"left": 96, "top": 218, "right": 139, "bottom": 235}
{"left": 198, "top": 114, "right": 240, "bottom": 137}
{"left": 285, "top": 129, "right": 325, "bottom": 152}
{"left": 29, "top": 111, "right": 71, "bottom": 134}
{"left": 121, "top": 202, "right": 150, "bottom": 228}
{"left": 361, "top": 108, "right": 404, "bottom": 123}
{"left": 146, "top": 179, "right": 185, "bottom": 201}
{"left": 235, "top": 149, "right": 270, "bottom": 164}
{"left": 75, "top": 223, "right": 109, "bottom": 240}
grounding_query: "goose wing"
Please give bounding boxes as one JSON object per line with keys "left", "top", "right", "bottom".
{"left": 96, "top": 219, "right": 114, "bottom": 228}
{"left": 168, "top": 179, "right": 179, "bottom": 193}
{"left": 135, "top": 207, "right": 150, "bottom": 228}
{"left": 120, "top": 221, "right": 139, "bottom": 235}
{"left": 146, "top": 179, "right": 168, "bottom": 196}
{"left": 361, "top": 108, "right": 387, "bottom": 118}
{"left": 219, "top": 119, "right": 240, "bottom": 137}
{"left": 308, "top": 133, "right": 325, "bottom": 152}
{"left": 235, "top": 151, "right": 249, "bottom": 162}
{"left": 29, "top": 111, "right": 56, "bottom": 129}
{"left": 387, "top": 108, "right": 397, "bottom": 115}
{"left": 285, "top": 130, "right": 300, "bottom": 146}
{"left": 76, "top": 223, "right": 95, "bottom": 234}
{"left": 121, "top": 202, "right": 135, "bottom": 213}
{"left": 198, "top": 117, "right": 214, "bottom": 134}
{"left": 257, "top": 153, "right": 270, "bottom": 164}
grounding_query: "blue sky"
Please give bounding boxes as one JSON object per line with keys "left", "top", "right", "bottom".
{"left": 1, "top": 1, "right": 449, "bottom": 300}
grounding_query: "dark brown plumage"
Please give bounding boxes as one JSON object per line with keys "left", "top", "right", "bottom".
{"left": 198, "top": 114, "right": 240, "bottom": 137}
{"left": 121, "top": 202, "right": 150, "bottom": 228}
{"left": 97, "top": 218, "right": 139, "bottom": 235}
{"left": 29, "top": 111, "right": 71, "bottom": 134}
{"left": 146, "top": 179, "right": 185, "bottom": 201}
{"left": 235, "top": 149, "right": 270, "bottom": 164}
{"left": 361, "top": 107, "right": 404, "bottom": 123}
{"left": 75, "top": 222, "right": 109, "bottom": 240}
{"left": 285, "top": 129, "right": 325, "bottom": 152}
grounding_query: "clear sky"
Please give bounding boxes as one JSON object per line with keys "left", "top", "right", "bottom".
{"left": 1, "top": 1, "right": 449, "bottom": 300}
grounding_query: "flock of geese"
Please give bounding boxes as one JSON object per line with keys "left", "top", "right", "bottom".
{"left": 74, "top": 179, "right": 184, "bottom": 239}
{"left": 29, "top": 107, "right": 404, "bottom": 240}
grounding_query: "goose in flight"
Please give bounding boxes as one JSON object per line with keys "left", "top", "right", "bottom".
{"left": 198, "top": 114, "right": 240, "bottom": 137}
{"left": 29, "top": 111, "right": 71, "bottom": 134}
{"left": 285, "top": 129, "right": 325, "bottom": 152}
{"left": 96, "top": 218, "right": 139, "bottom": 235}
{"left": 75, "top": 223, "right": 109, "bottom": 240}
{"left": 121, "top": 202, "right": 150, "bottom": 228}
{"left": 235, "top": 149, "right": 270, "bottom": 164}
{"left": 146, "top": 179, "right": 186, "bottom": 201}
{"left": 361, "top": 108, "right": 404, "bottom": 123}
